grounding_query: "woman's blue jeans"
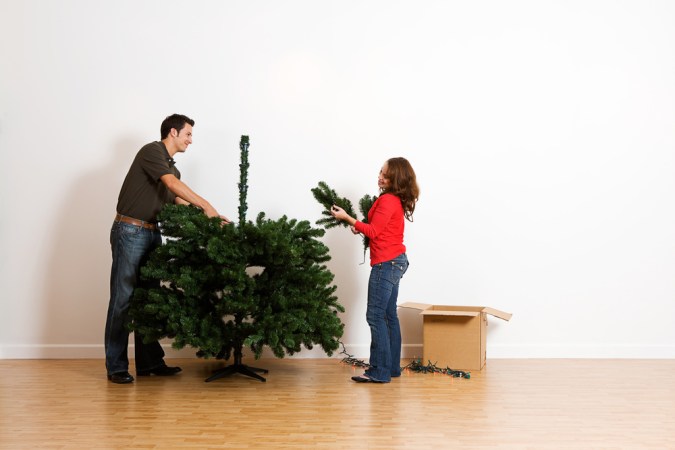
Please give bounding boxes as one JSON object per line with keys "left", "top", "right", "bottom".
{"left": 364, "top": 253, "right": 409, "bottom": 382}
{"left": 105, "top": 221, "right": 165, "bottom": 375}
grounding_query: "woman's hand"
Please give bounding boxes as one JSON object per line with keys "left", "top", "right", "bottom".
{"left": 330, "top": 205, "right": 354, "bottom": 225}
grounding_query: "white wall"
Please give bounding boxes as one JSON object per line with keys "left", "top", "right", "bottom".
{"left": 2, "top": 0, "right": 674, "bottom": 360}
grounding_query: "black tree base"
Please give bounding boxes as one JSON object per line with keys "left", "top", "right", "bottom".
{"left": 205, "top": 363, "right": 269, "bottom": 382}
{"left": 205, "top": 346, "right": 270, "bottom": 382}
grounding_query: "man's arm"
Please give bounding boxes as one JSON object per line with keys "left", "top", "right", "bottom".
{"left": 160, "top": 173, "right": 229, "bottom": 222}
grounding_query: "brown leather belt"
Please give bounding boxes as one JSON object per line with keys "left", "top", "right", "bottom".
{"left": 114, "top": 213, "right": 158, "bottom": 231}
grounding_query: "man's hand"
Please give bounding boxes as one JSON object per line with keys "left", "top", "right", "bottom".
{"left": 162, "top": 174, "right": 227, "bottom": 223}
{"left": 203, "top": 205, "right": 220, "bottom": 218}
{"left": 204, "top": 207, "right": 232, "bottom": 225}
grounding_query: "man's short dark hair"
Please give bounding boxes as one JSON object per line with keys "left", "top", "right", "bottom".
{"left": 161, "top": 114, "right": 195, "bottom": 139}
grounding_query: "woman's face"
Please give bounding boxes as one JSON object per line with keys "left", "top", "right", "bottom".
{"left": 378, "top": 162, "right": 390, "bottom": 190}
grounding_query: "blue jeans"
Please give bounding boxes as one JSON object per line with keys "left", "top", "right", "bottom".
{"left": 105, "top": 221, "right": 165, "bottom": 375}
{"left": 364, "top": 253, "right": 409, "bottom": 382}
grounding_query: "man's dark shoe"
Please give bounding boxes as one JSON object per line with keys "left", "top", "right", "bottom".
{"left": 107, "top": 371, "right": 134, "bottom": 384}
{"left": 137, "top": 365, "right": 182, "bottom": 377}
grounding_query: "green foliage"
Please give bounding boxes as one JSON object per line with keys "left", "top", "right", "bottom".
{"left": 310, "top": 181, "right": 357, "bottom": 229}
{"left": 237, "top": 135, "right": 250, "bottom": 227}
{"left": 357, "top": 193, "right": 378, "bottom": 250}
{"left": 358, "top": 194, "right": 377, "bottom": 219}
{"left": 129, "top": 136, "right": 345, "bottom": 361}
{"left": 311, "top": 182, "right": 378, "bottom": 256}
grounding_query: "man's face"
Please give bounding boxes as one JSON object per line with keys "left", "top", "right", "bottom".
{"left": 173, "top": 124, "right": 193, "bottom": 152}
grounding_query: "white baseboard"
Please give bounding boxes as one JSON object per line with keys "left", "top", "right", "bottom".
{"left": 0, "top": 343, "right": 341, "bottom": 360}
{"left": 487, "top": 343, "right": 675, "bottom": 359}
{"left": 337, "top": 343, "right": 424, "bottom": 360}
{"left": 1, "top": 343, "right": 674, "bottom": 359}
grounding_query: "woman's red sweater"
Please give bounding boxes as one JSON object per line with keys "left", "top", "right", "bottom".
{"left": 354, "top": 193, "right": 406, "bottom": 266}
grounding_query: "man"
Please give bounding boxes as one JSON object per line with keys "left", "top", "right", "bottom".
{"left": 105, "top": 114, "right": 230, "bottom": 384}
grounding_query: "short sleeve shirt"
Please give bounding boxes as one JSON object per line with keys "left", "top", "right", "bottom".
{"left": 116, "top": 141, "right": 181, "bottom": 222}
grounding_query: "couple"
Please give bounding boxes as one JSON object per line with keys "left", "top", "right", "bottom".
{"left": 105, "top": 114, "right": 419, "bottom": 385}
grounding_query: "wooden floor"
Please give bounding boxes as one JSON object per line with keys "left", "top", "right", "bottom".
{"left": 1, "top": 358, "right": 674, "bottom": 449}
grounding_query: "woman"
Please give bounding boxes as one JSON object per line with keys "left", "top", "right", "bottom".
{"left": 331, "top": 157, "right": 419, "bottom": 383}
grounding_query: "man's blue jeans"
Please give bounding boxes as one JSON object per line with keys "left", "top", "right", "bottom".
{"left": 105, "top": 221, "right": 165, "bottom": 375}
{"left": 364, "top": 253, "right": 409, "bottom": 382}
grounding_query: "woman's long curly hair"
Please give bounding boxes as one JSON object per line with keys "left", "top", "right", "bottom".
{"left": 382, "top": 157, "right": 419, "bottom": 221}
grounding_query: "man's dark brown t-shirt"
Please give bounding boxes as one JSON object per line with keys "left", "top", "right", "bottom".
{"left": 116, "top": 141, "right": 181, "bottom": 222}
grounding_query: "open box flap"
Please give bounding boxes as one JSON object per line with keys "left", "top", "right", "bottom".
{"left": 482, "top": 307, "right": 512, "bottom": 321}
{"left": 399, "top": 302, "right": 512, "bottom": 321}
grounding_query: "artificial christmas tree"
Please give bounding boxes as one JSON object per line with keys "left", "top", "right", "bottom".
{"left": 129, "top": 136, "right": 345, "bottom": 382}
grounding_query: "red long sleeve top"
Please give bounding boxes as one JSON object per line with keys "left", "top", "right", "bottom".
{"left": 354, "top": 193, "right": 406, "bottom": 266}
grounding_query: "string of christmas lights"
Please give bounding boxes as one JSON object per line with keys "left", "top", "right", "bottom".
{"left": 338, "top": 342, "right": 471, "bottom": 379}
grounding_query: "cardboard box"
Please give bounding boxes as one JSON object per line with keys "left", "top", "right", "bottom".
{"left": 399, "top": 302, "right": 512, "bottom": 371}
